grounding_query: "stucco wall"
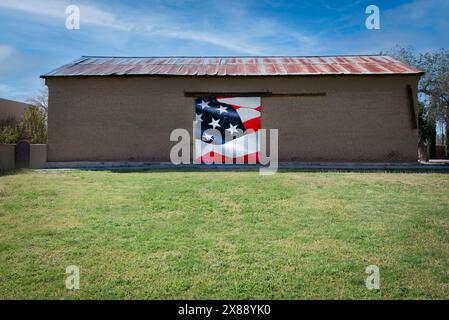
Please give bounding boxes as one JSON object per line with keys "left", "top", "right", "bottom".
{"left": 30, "top": 144, "right": 47, "bottom": 169}
{"left": 0, "top": 98, "right": 29, "bottom": 120}
{"left": 0, "top": 144, "right": 15, "bottom": 171}
{"left": 0, "top": 143, "right": 47, "bottom": 170}
{"left": 45, "top": 75, "right": 420, "bottom": 162}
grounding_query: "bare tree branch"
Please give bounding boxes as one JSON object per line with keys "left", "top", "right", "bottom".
{"left": 26, "top": 87, "right": 48, "bottom": 122}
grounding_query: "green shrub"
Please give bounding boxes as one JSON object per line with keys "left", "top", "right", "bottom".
{"left": 0, "top": 124, "right": 21, "bottom": 144}
{"left": 0, "top": 116, "right": 21, "bottom": 144}
{"left": 19, "top": 107, "right": 47, "bottom": 144}
{"left": 0, "top": 107, "right": 48, "bottom": 145}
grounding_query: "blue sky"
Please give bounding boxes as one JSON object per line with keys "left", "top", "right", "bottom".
{"left": 0, "top": 0, "right": 448, "bottom": 101}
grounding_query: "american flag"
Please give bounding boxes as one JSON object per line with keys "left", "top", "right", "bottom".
{"left": 195, "top": 97, "right": 261, "bottom": 163}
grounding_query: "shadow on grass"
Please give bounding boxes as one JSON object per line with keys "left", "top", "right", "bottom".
{"left": 61, "top": 167, "right": 449, "bottom": 174}
{"left": 0, "top": 168, "right": 32, "bottom": 177}
{"left": 3, "top": 165, "right": 449, "bottom": 175}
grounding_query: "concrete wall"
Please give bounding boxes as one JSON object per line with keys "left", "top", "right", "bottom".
{"left": 0, "top": 98, "right": 30, "bottom": 120}
{"left": 45, "top": 75, "right": 420, "bottom": 162}
{"left": 30, "top": 144, "right": 47, "bottom": 169}
{"left": 0, "top": 143, "right": 47, "bottom": 171}
{"left": 0, "top": 144, "right": 15, "bottom": 171}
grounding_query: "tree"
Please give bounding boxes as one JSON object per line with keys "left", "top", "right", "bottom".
{"left": 26, "top": 87, "right": 48, "bottom": 123}
{"left": 417, "top": 101, "right": 436, "bottom": 158}
{"left": 390, "top": 47, "right": 449, "bottom": 158}
{"left": 19, "top": 106, "right": 47, "bottom": 144}
{"left": 0, "top": 87, "right": 49, "bottom": 145}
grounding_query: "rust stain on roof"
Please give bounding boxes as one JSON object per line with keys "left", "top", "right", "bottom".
{"left": 41, "top": 55, "right": 423, "bottom": 78}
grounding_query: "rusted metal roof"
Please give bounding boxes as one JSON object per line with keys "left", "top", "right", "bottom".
{"left": 41, "top": 55, "right": 423, "bottom": 78}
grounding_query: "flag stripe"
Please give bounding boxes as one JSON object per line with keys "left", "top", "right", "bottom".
{"left": 216, "top": 97, "right": 261, "bottom": 109}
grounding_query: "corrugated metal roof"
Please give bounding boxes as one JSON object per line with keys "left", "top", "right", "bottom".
{"left": 41, "top": 55, "right": 423, "bottom": 78}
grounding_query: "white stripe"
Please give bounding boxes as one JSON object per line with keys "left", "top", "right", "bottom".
{"left": 195, "top": 132, "right": 259, "bottom": 158}
{"left": 236, "top": 108, "right": 260, "bottom": 123}
{"left": 217, "top": 97, "right": 261, "bottom": 109}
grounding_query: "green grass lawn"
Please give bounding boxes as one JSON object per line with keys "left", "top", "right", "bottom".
{"left": 0, "top": 170, "right": 448, "bottom": 299}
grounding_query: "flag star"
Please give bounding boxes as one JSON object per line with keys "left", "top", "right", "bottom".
{"left": 217, "top": 105, "right": 228, "bottom": 114}
{"left": 199, "top": 100, "right": 210, "bottom": 110}
{"left": 208, "top": 118, "right": 221, "bottom": 129}
{"left": 202, "top": 132, "right": 213, "bottom": 141}
{"left": 226, "top": 123, "right": 239, "bottom": 135}
{"left": 195, "top": 113, "right": 203, "bottom": 124}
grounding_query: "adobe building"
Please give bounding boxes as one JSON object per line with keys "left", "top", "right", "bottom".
{"left": 41, "top": 55, "right": 423, "bottom": 163}
{"left": 0, "top": 98, "right": 30, "bottom": 120}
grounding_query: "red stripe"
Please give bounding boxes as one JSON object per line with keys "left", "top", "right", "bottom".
{"left": 196, "top": 152, "right": 260, "bottom": 164}
{"left": 243, "top": 117, "right": 261, "bottom": 130}
{"left": 229, "top": 104, "right": 261, "bottom": 111}
{"left": 216, "top": 96, "right": 235, "bottom": 100}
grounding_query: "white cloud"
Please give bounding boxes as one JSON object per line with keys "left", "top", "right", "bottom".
{"left": 382, "top": 0, "right": 449, "bottom": 30}
{"left": 0, "top": 0, "right": 129, "bottom": 30}
{"left": 0, "top": 44, "right": 14, "bottom": 64}
{"left": 0, "top": 0, "right": 317, "bottom": 55}
{"left": 296, "top": 0, "right": 449, "bottom": 55}
{"left": 1, "top": 0, "right": 447, "bottom": 56}
{"left": 150, "top": 29, "right": 265, "bottom": 55}
{"left": 0, "top": 83, "right": 30, "bottom": 100}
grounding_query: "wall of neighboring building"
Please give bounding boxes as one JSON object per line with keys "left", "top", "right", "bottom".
{"left": 0, "top": 144, "right": 15, "bottom": 171}
{"left": 45, "top": 75, "right": 420, "bottom": 162}
{"left": 0, "top": 98, "right": 30, "bottom": 120}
